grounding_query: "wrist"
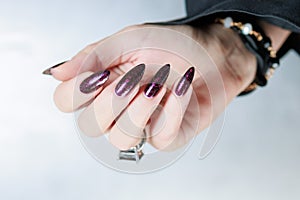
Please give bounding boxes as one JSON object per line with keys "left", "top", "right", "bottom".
{"left": 207, "top": 17, "right": 285, "bottom": 97}
{"left": 201, "top": 23, "right": 257, "bottom": 97}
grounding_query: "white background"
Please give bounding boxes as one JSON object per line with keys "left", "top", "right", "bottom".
{"left": 0, "top": 0, "right": 299, "bottom": 199}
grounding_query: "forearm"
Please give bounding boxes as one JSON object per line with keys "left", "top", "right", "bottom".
{"left": 196, "top": 20, "right": 291, "bottom": 100}
{"left": 258, "top": 21, "right": 291, "bottom": 51}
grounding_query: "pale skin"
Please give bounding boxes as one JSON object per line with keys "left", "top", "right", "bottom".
{"left": 50, "top": 22, "right": 290, "bottom": 151}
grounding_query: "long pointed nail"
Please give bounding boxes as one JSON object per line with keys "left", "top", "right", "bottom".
{"left": 144, "top": 64, "right": 170, "bottom": 98}
{"left": 115, "top": 64, "right": 145, "bottom": 97}
{"left": 80, "top": 70, "right": 110, "bottom": 94}
{"left": 42, "top": 61, "right": 68, "bottom": 75}
{"left": 175, "top": 67, "right": 195, "bottom": 96}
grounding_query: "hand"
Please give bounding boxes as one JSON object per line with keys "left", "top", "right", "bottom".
{"left": 47, "top": 23, "right": 256, "bottom": 151}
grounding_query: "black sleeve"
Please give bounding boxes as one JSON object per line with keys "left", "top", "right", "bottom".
{"left": 166, "top": 0, "right": 300, "bottom": 58}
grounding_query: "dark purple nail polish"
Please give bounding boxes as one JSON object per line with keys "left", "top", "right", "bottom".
{"left": 115, "top": 63, "right": 145, "bottom": 97}
{"left": 80, "top": 70, "right": 110, "bottom": 94}
{"left": 42, "top": 61, "right": 68, "bottom": 75}
{"left": 175, "top": 67, "right": 195, "bottom": 96}
{"left": 144, "top": 64, "right": 170, "bottom": 98}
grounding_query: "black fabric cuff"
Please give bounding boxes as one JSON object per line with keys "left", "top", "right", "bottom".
{"left": 157, "top": 0, "right": 300, "bottom": 58}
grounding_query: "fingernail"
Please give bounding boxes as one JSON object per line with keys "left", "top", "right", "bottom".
{"left": 42, "top": 61, "right": 68, "bottom": 75}
{"left": 115, "top": 63, "right": 145, "bottom": 97}
{"left": 80, "top": 70, "right": 110, "bottom": 94}
{"left": 144, "top": 64, "right": 170, "bottom": 98}
{"left": 175, "top": 67, "right": 195, "bottom": 96}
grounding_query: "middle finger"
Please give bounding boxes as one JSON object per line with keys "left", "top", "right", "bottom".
{"left": 109, "top": 64, "right": 170, "bottom": 150}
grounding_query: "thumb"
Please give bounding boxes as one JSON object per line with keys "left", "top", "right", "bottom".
{"left": 44, "top": 25, "right": 146, "bottom": 81}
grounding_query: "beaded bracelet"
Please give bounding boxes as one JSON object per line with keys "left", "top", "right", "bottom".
{"left": 216, "top": 17, "right": 280, "bottom": 95}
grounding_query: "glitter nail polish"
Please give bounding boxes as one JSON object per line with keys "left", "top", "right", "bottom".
{"left": 42, "top": 61, "right": 68, "bottom": 75}
{"left": 115, "top": 64, "right": 145, "bottom": 97}
{"left": 175, "top": 67, "right": 195, "bottom": 96}
{"left": 79, "top": 70, "right": 110, "bottom": 94}
{"left": 144, "top": 64, "right": 170, "bottom": 98}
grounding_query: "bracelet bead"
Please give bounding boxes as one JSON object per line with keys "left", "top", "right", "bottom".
{"left": 216, "top": 17, "right": 279, "bottom": 95}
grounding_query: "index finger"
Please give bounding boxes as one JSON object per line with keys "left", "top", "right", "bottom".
{"left": 47, "top": 25, "right": 145, "bottom": 81}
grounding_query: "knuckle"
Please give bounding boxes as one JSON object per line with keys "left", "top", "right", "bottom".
{"left": 109, "top": 137, "right": 135, "bottom": 151}
{"left": 150, "top": 129, "right": 178, "bottom": 150}
{"left": 78, "top": 108, "right": 104, "bottom": 137}
{"left": 120, "top": 24, "right": 143, "bottom": 32}
{"left": 53, "top": 85, "right": 73, "bottom": 113}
